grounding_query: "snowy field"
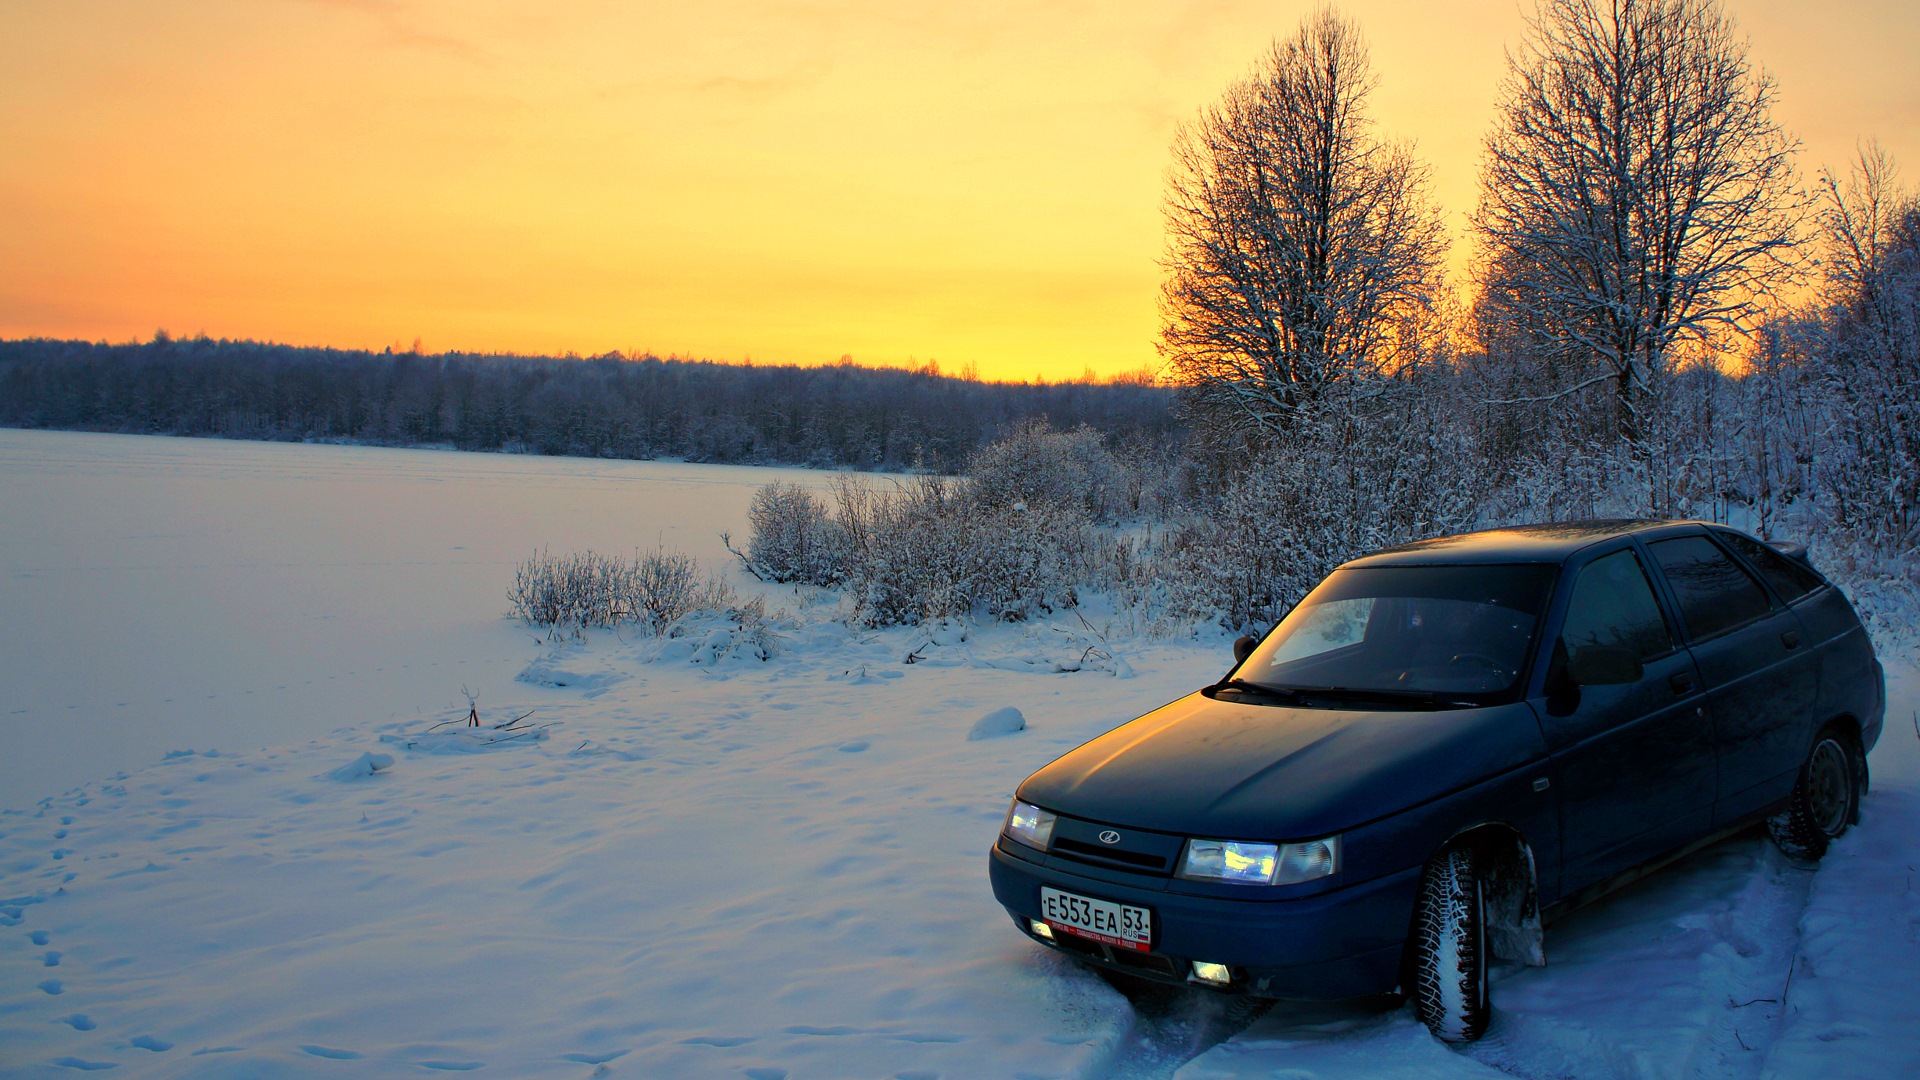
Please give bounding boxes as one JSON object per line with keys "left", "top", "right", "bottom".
{"left": 2, "top": 430, "right": 1917, "bottom": 1078}
{"left": 0, "top": 429, "right": 866, "bottom": 801}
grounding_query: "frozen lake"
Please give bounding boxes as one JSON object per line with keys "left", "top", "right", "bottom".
{"left": 0, "top": 429, "right": 860, "bottom": 806}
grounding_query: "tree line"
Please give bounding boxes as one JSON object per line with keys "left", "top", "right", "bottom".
{"left": 0, "top": 337, "right": 1177, "bottom": 472}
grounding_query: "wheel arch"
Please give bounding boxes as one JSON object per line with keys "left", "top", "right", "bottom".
{"left": 1442, "top": 822, "right": 1545, "bottom": 967}
{"left": 1816, "top": 713, "right": 1870, "bottom": 821}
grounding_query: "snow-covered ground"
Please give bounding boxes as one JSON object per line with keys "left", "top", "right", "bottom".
{"left": 2, "top": 430, "right": 1916, "bottom": 1078}
{"left": 0, "top": 429, "right": 870, "bottom": 800}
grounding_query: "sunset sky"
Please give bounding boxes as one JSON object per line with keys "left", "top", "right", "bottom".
{"left": 2, "top": 1, "right": 1915, "bottom": 382}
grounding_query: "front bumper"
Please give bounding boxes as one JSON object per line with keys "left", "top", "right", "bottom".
{"left": 989, "top": 841, "right": 1419, "bottom": 999}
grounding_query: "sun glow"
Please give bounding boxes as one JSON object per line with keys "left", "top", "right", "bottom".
{"left": 1, "top": 1, "right": 1913, "bottom": 381}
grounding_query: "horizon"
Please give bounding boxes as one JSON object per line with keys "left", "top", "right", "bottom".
{"left": 2, "top": 0, "right": 1915, "bottom": 382}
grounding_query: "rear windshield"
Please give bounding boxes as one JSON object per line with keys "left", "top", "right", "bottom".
{"left": 1240, "top": 564, "right": 1558, "bottom": 701}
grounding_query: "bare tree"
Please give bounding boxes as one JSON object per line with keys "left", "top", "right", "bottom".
{"left": 1810, "top": 146, "right": 1920, "bottom": 559}
{"left": 1159, "top": 7, "right": 1446, "bottom": 442}
{"left": 1473, "top": 0, "right": 1804, "bottom": 448}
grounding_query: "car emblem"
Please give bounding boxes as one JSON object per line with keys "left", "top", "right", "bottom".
{"left": 1098, "top": 830, "right": 1121, "bottom": 845}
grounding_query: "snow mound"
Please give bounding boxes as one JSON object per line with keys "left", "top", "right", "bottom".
{"left": 968, "top": 706, "right": 1026, "bottom": 741}
{"left": 322, "top": 751, "right": 394, "bottom": 781}
{"left": 515, "top": 653, "right": 630, "bottom": 696}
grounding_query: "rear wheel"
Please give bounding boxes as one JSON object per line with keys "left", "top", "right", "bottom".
{"left": 1768, "top": 730, "right": 1861, "bottom": 860}
{"left": 1409, "top": 846, "right": 1490, "bottom": 1043}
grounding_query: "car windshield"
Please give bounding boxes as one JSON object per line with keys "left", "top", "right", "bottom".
{"left": 1235, "top": 564, "right": 1558, "bottom": 703}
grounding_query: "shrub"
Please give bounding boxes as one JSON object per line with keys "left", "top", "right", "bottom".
{"left": 508, "top": 547, "right": 732, "bottom": 633}
{"left": 740, "top": 482, "right": 843, "bottom": 585}
{"left": 967, "top": 419, "right": 1132, "bottom": 521}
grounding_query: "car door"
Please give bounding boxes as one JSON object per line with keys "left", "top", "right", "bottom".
{"left": 1534, "top": 546, "right": 1714, "bottom": 896}
{"left": 1643, "top": 533, "right": 1820, "bottom": 826}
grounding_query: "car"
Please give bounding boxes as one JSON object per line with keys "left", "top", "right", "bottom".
{"left": 988, "top": 520, "right": 1884, "bottom": 1042}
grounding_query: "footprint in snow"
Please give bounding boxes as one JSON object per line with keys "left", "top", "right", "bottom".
{"left": 417, "top": 1062, "right": 483, "bottom": 1071}
{"left": 44, "top": 951, "right": 61, "bottom": 967}
{"left": 746, "top": 1071, "right": 789, "bottom": 1080}
{"left": 129, "top": 1036, "right": 172, "bottom": 1052}
{"left": 39, "top": 980, "right": 63, "bottom": 995}
{"left": 61, "top": 1014, "right": 96, "bottom": 1031}
{"left": 31, "top": 930, "right": 50, "bottom": 944}
{"left": 299, "top": 1045, "right": 363, "bottom": 1060}
{"left": 50, "top": 1057, "right": 118, "bottom": 1071}
{"left": 837, "top": 741, "right": 870, "bottom": 753}
{"left": 560, "top": 1050, "right": 629, "bottom": 1064}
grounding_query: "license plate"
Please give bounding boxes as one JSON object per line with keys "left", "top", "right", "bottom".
{"left": 1039, "top": 886, "right": 1152, "bottom": 952}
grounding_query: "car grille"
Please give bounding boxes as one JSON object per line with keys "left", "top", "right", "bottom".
{"left": 1052, "top": 837, "right": 1168, "bottom": 870}
{"left": 1045, "top": 815, "right": 1185, "bottom": 876}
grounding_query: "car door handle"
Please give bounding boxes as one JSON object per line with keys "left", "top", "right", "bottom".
{"left": 1670, "top": 671, "right": 1694, "bottom": 694}
{"left": 1781, "top": 629, "right": 1801, "bottom": 649}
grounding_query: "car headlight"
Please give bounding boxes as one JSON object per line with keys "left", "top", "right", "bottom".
{"left": 1178, "top": 836, "right": 1340, "bottom": 885}
{"left": 1003, "top": 800, "right": 1056, "bottom": 851}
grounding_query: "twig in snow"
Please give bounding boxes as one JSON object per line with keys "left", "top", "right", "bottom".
{"left": 1729, "top": 997, "right": 1777, "bottom": 1008}
{"left": 494, "top": 709, "right": 536, "bottom": 730}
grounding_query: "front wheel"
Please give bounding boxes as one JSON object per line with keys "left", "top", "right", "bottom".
{"left": 1409, "top": 846, "right": 1490, "bottom": 1043}
{"left": 1767, "top": 730, "right": 1861, "bottom": 860}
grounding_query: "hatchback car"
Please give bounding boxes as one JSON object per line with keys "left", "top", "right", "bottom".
{"left": 989, "top": 521, "right": 1884, "bottom": 1041}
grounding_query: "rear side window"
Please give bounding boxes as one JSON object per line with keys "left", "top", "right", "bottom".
{"left": 1718, "top": 532, "right": 1826, "bottom": 603}
{"left": 1560, "top": 550, "right": 1673, "bottom": 660}
{"left": 1647, "top": 536, "right": 1773, "bottom": 640}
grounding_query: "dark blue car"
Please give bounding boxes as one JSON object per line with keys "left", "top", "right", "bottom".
{"left": 989, "top": 521, "right": 1884, "bottom": 1042}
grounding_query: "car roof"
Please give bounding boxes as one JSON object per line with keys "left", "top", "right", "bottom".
{"left": 1343, "top": 519, "right": 1706, "bottom": 568}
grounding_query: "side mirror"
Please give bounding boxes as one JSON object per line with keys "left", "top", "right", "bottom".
{"left": 1565, "top": 645, "right": 1643, "bottom": 686}
{"left": 1232, "top": 635, "right": 1257, "bottom": 665}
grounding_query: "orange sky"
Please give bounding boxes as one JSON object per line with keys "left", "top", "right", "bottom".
{"left": 1, "top": 1, "right": 1915, "bottom": 382}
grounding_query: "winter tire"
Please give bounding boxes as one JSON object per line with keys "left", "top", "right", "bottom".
{"left": 1409, "top": 845, "right": 1490, "bottom": 1043}
{"left": 1767, "top": 729, "right": 1861, "bottom": 860}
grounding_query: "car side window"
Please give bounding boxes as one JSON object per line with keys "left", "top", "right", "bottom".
{"left": 1646, "top": 536, "right": 1773, "bottom": 640}
{"left": 1559, "top": 550, "right": 1673, "bottom": 661}
{"left": 1718, "top": 532, "right": 1825, "bottom": 604}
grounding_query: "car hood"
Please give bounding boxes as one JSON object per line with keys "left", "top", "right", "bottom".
{"left": 1017, "top": 692, "right": 1547, "bottom": 839}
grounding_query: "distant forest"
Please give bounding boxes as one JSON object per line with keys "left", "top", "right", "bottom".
{"left": 0, "top": 336, "right": 1179, "bottom": 470}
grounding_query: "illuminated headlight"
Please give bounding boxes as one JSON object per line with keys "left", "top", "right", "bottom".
{"left": 1178, "top": 836, "right": 1340, "bottom": 885}
{"left": 1003, "top": 800, "right": 1057, "bottom": 852}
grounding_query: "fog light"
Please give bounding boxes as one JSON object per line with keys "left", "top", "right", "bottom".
{"left": 1190, "top": 961, "right": 1231, "bottom": 985}
{"left": 1029, "top": 920, "right": 1055, "bottom": 941}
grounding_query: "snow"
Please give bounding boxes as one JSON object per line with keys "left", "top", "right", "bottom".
{"left": 0, "top": 428, "right": 874, "bottom": 801}
{"left": 969, "top": 706, "right": 1029, "bottom": 741}
{"left": 2, "top": 429, "right": 1918, "bottom": 1078}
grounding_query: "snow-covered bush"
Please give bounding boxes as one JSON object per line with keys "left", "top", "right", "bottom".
{"left": 838, "top": 475, "right": 1095, "bottom": 626}
{"left": 967, "top": 419, "right": 1134, "bottom": 521}
{"left": 507, "top": 547, "right": 732, "bottom": 634}
{"left": 1151, "top": 375, "right": 1482, "bottom": 631}
{"left": 738, "top": 482, "right": 843, "bottom": 585}
{"left": 737, "top": 473, "right": 1101, "bottom": 628}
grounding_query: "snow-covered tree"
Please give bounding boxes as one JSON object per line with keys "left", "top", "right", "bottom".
{"left": 1472, "top": 0, "right": 1804, "bottom": 449}
{"left": 1159, "top": 7, "right": 1446, "bottom": 442}
{"left": 1809, "top": 147, "right": 1920, "bottom": 562}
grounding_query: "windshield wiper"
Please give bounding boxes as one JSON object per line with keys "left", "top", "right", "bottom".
{"left": 1208, "top": 678, "right": 1306, "bottom": 704}
{"left": 1279, "top": 685, "right": 1480, "bottom": 710}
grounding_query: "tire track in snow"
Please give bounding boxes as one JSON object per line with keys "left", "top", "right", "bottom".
{"left": 1091, "top": 972, "right": 1278, "bottom": 1079}
{"left": 1462, "top": 832, "right": 1816, "bottom": 1080}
